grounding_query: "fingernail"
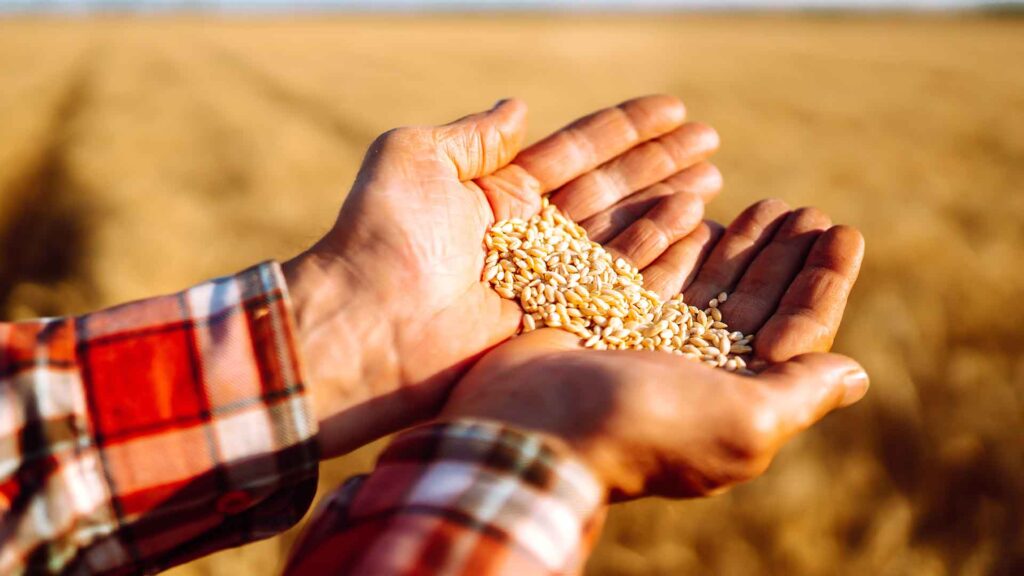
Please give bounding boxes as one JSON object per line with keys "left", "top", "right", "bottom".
{"left": 841, "top": 369, "right": 870, "bottom": 407}
{"left": 493, "top": 98, "right": 510, "bottom": 109}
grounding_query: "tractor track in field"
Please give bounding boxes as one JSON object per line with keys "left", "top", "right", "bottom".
{"left": 0, "top": 50, "right": 103, "bottom": 319}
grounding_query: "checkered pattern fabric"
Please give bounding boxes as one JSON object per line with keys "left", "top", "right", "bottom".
{"left": 0, "top": 262, "right": 319, "bottom": 575}
{"left": 285, "top": 420, "right": 605, "bottom": 576}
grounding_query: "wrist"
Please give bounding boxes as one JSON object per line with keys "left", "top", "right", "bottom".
{"left": 282, "top": 249, "right": 402, "bottom": 458}
{"left": 419, "top": 416, "right": 611, "bottom": 500}
{"left": 440, "top": 355, "right": 651, "bottom": 498}
{"left": 440, "top": 404, "right": 632, "bottom": 499}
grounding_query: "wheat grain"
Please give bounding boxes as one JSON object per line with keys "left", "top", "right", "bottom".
{"left": 483, "top": 197, "right": 755, "bottom": 372}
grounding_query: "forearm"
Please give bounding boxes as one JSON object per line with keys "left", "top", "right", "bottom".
{"left": 285, "top": 419, "right": 606, "bottom": 576}
{"left": 0, "top": 262, "right": 318, "bottom": 574}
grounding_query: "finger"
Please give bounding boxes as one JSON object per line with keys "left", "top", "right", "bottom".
{"left": 436, "top": 98, "right": 529, "bottom": 181}
{"left": 684, "top": 199, "right": 791, "bottom": 308}
{"left": 551, "top": 122, "right": 720, "bottom": 222}
{"left": 470, "top": 283, "right": 524, "bottom": 359}
{"left": 753, "top": 225, "right": 866, "bottom": 363}
{"left": 583, "top": 161, "right": 722, "bottom": 244}
{"left": 641, "top": 220, "right": 725, "bottom": 300}
{"left": 477, "top": 95, "right": 687, "bottom": 220}
{"left": 603, "top": 191, "right": 706, "bottom": 269}
{"left": 719, "top": 207, "right": 832, "bottom": 334}
{"left": 754, "top": 352, "right": 869, "bottom": 443}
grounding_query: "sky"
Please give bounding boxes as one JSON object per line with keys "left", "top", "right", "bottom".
{"left": 1, "top": 0, "right": 1017, "bottom": 11}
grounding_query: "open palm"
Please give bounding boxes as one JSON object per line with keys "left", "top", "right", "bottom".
{"left": 291, "top": 96, "right": 723, "bottom": 455}
{"left": 631, "top": 199, "right": 864, "bottom": 364}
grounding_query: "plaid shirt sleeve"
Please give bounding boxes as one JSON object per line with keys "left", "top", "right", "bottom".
{"left": 284, "top": 419, "right": 607, "bottom": 576}
{"left": 0, "top": 262, "right": 320, "bottom": 575}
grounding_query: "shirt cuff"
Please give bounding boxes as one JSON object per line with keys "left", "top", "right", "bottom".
{"left": 287, "top": 419, "right": 604, "bottom": 575}
{"left": 69, "top": 261, "right": 320, "bottom": 572}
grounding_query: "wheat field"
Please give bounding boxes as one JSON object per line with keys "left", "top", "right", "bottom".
{"left": 0, "top": 13, "right": 1021, "bottom": 576}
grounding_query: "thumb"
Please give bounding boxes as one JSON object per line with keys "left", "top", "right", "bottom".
{"left": 435, "top": 98, "right": 528, "bottom": 181}
{"left": 755, "top": 352, "right": 869, "bottom": 441}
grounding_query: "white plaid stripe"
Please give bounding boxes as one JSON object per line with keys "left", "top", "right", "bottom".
{"left": 27, "top": 368, "right": 86, "bottom": 427}
{"left": 440, "top": 466, "right": 523, "bottom": 574}
{"left": 439, "top": 420, "right": 601, "bottom": 572}
{"left": 0, "top": 358, "right": 85, "bottom": 438}
{"left": 261, "top": 265, "right": 303, "bottom": 393}
{"left": 404, "top": 461, "right": 481, "bottom": 509}
{"left": 0, "top": 375, "right": 22, "bottom": 438}
{"left": 186, "top": 285, "right": 264, "bottom": 413}
{"left": 184, "top": 274, "right": 243, "bottom": 320}
{"left": 487, "top": 473, "right": 588, "bottom": 569}
{"left": 59, "top": 450, "right": 111, "bottom": 524}
{"left": 407, "top": 462, "right": 589, "bottom": 571}
{"left": 78, "top": 293, "right": 185, "bottom": 339}
{"left": 212, "top": 404, "right": 275, "bottom": 462}
{"left": 268, "top": 396, "right": 316, "bottom": 450}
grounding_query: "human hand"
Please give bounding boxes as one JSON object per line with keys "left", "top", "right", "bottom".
{"left": 281, "top": 96, "right": 723, "bottom": 457}
{"left": 441, "top": 201, "right": 867, "bottom": 500}
{"left": 443, "top": 329, "right": 868, "bottom": 500}
{"left": 601, "top": 198, "right": 865, "bottom": 365}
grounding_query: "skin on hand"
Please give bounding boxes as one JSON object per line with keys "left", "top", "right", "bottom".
{"left": 281, "top": 96, "right": 725, "bottom": 458}
{"left": 442, "top": 328, "right": 869, "bottom": 500}
{"left": 441, "top": 200, "right": 868, "bottom": 500}
{"left": 679, "top": 200, "right": 866, "bottom": 365}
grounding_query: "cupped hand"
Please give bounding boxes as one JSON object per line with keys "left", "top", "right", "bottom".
{"left": 283, "top": 96, "right": 723, "bottom": 456}
{"left": 442, "top": 327, "right": 868, "bottom": 500}
{"left": 441, "top": 200, "right": 868, "bottom": 500}
{"left": 616, "top": 199, "right": 865, "bottom": 365}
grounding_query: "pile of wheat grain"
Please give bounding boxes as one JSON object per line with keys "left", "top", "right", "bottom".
{"left": 484, "top": 198, "right": 754, "bottom": 373}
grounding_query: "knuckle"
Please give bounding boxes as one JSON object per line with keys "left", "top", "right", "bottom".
{"left": 751, "top": 197, "right": 790, "bottom": 216}
{"left": 377, "top": 126, "right": 406, "bottom": 142}
{"left": 686, "top": 221, "right": 713, "bottom": 244}
{"left": 725, "top": 199, "right": 790, "bottom": 244}
{"left": 623, "top": 219, "right": 671, "bottom": 261}
{"left": 672, "top": 191, "right": 706, "bottom": 219}
{"left": 583, "top": 171, "right": 632, "bottom": 213}
{"left": 374, "top": 126, "right": 419, "bottom": 151}
{"left": 620, "top": 94, "right": 687, "bottom": 134}
{"left": 642, "top": 138, "right": 684, "bottom": 173}
{"left": 790, "top": 206, "right": 831, "bottom": 229}
{"left": 645, "top": 226, "right": 673, "bottom": 257}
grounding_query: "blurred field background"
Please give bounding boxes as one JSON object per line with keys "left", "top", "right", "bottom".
{"left": 1, "top": 10, "right": 1022, "bottom": 576}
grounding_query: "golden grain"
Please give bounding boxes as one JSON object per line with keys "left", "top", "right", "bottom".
{"left": 484, "top": 198, "right": 754, "bottom": 369}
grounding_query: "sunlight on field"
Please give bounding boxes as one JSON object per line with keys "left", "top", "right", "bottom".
{"left": 0, "top": 13, "right": 1021, "bottom": 575}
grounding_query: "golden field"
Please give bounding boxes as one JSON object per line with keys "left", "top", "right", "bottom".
{"left": 1, "top": 13, "right": 1022, "bottom": 575}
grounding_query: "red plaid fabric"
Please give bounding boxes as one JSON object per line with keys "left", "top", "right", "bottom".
{"left": 0, "top": 262, "right": 319, "bottom": 575}
{"left": 285, "top": 420, "right": 605, "bottom": 576}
